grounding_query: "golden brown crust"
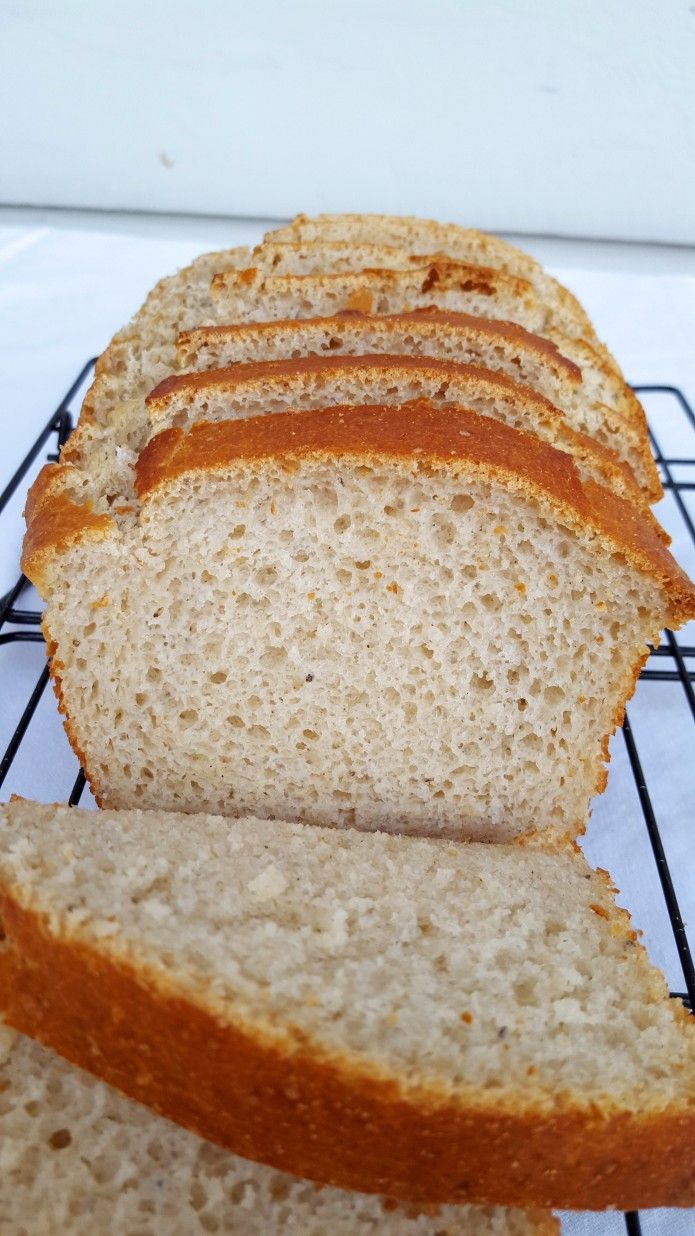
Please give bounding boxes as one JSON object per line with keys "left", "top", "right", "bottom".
{"left": 0, "top": 893, "right": 692, "bottom": 1210}
{"left": 177, "top": 309, "right": 584, "bottom": 383}
{"left": 21, "top": 466, "right": 114, "bottom": 595}
{"left": 134, "top": 402, "right": 695, "bottom": 624}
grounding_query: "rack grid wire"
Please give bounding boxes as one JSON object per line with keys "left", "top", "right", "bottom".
{"left": 1, "top": 362, "right": 693, "bottom": 1236}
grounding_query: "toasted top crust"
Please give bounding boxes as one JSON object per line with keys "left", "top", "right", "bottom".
{"left": 134, "top": 402, "right": 695, "bottom": 625}
{"left": 177, "top": 310, "right": 583, "bottom": 384}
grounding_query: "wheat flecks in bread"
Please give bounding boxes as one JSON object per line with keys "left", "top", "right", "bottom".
{"left": 22, "top": 404, "right": 695, "bottom": 839}
{"left": 0, "top": 800, "right": 693, "bottom": 1210}
{"left": 0, "top": 1031, "right": 555, "bottom": 1236}
{"left": 147, "top": 355, "right": 650, "bottom": 513}
{"left": 266, "top": 213, "right": 599, "bottom": 343}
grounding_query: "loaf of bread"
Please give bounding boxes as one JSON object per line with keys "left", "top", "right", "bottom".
{"left": 176, "top": 310, "right": 659, "bottom": 504}
{"left": 209, "top": 265, "right": 657, "bottom": 494}
{"left": 12, "top": 215, "right": 694, "bottom": 1226}
{"left": 266, "top": 212, "right": 599, "bottom": 341}
{"left": 0, "top": 1029, "right": 555, "bottom": 1235}
{"left": 1, "top": 799, "right": 692, "bottom": 1210}
{"left": 45, "top": 216, "right": 658, "bottom": 523}
{"left": 22, "top": 403, "right": 695, "bottom": 840}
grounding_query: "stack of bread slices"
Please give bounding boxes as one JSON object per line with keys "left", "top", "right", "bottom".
{"left": 4, "top": 214, "right": 694, "bottom": 1232}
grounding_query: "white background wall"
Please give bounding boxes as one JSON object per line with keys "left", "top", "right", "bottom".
{"left": 1, "top": 0, "right": 694, "bottom": 243}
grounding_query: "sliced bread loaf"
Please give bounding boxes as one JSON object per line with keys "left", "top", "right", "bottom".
{"left": 0, "top": 1030, "right": 554, "bottom": 1235}
{"left": 153, "top": 352, "right": 653, "bottom": 508}
{"left": 177, "top": 309, "right": 650, "bottom": 475}
{"left": 22, "top": 403, "right": 695, "bottom": 840}
{"left": 212, "top": 260, "right": 562, "bottom": 339}
{"left": 208, "top": 264, "right": 654, "bottom": 476}
{"left": 0, "top": 799, "right": 692, "bottom": 1209}
{"left": 266, "top": 212, "right": 598, "bottom": 344}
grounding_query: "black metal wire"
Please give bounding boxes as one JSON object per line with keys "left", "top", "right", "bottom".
{"left": 0, "top": 367, "right": 693, "bottom": 1235}
{"left": 624, "top": 1213, "right": 642, "bottom": 1236}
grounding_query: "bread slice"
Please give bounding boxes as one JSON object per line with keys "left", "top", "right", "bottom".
{"left": 164, "top": 338, "right": 652, "bottom": 506}
{"left": 22, "top": 403, "right": 695, "bottom": 840}
{"left": 177, "top": 308, "right": 582, "bottom": 385}
{"left": 0, "top": 1029, "right": 554, "bottom": 1235}
{"left": 1, "top": 799, "right": 692, "bottom": 1209}
{"left": 261, "top": 217, "right": 646, "bottom": 436}
{"left": 211, "top": 260, "right": 557, "bottom": 339}
{"left": 209, "top": 264, "right": 653, "bottom": 468}
{"left": 266, "top": 212, "right": 597, "bottom": 342}
{"left": 253, "top": 237, "right": 600, "bottom": 348}
{"left": 177, "top": 309, "right": 651, "bottom": 473}
{"left": 58, "top": 354, "right": 649, "bottom": 515}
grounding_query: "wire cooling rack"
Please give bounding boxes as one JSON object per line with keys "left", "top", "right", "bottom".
{"left": 0, "top": 362, "right": 693, "bottom": 1236}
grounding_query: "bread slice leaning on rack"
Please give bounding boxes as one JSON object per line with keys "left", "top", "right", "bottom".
{"left": 22, "top": 403, "right": 695, "bottom": 839}
{"left": 0, "top": 1030, "right": 555, "bottom": 1236}
{"left": 147, "top": 354, "right": 651, "bottom": 514}
{"left": 1, "top": 799, "right": 693, "bottom": 1210}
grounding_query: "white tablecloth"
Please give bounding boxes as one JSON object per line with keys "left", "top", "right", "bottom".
{"left": 1, "top": 208, "right": 693, "bottom": 1235}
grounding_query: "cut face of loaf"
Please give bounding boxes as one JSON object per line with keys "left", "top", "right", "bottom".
{"left": 23, "top": 404, "right": 695, "bottom": 840}
{"left": 1, "top": 799, "right": 693, "bottom": 1209}
{"left": 0, "top": 1033, "right": 555, "bottom": 1236}
{"left": 152, "top": 353, "right": 651, "bottom": 512}
{"left": 266, "top": 212, "right": 599, "bottom": 344}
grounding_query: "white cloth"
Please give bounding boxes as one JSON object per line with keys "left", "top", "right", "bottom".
{"left": 0, "top": 210, "right": 693, "bottom": 1235}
